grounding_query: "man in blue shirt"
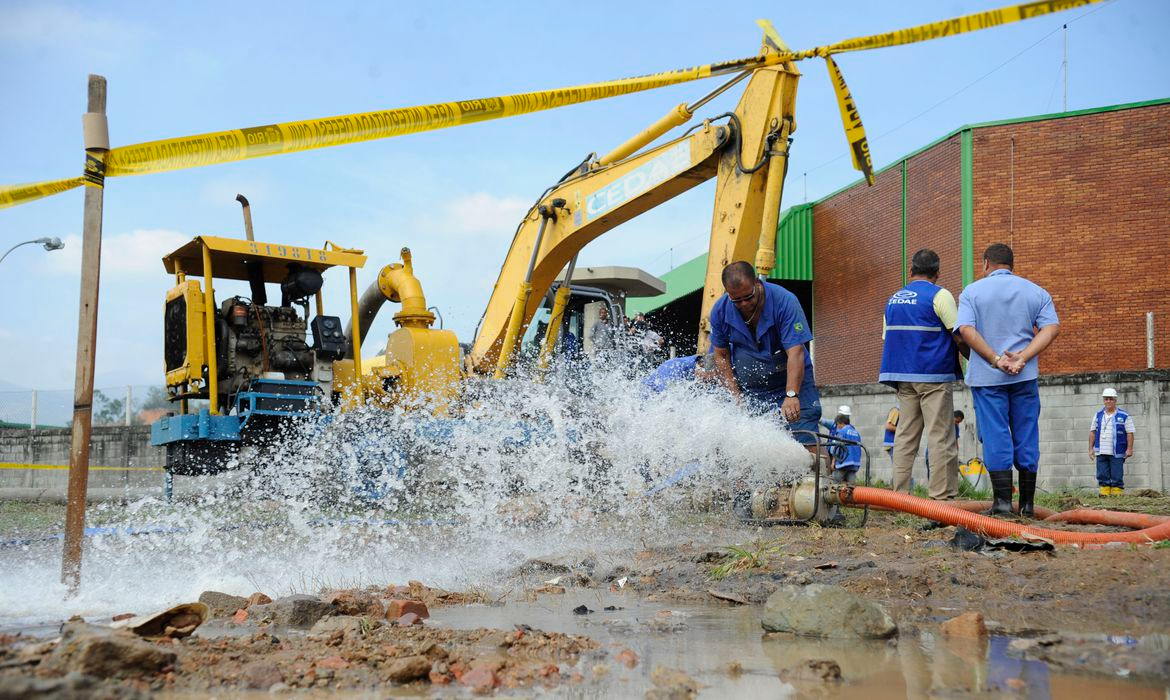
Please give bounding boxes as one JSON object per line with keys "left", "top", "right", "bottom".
{"left": 709, "top": 261, "right": 820, "bottom": 446}
{"left": 879, "top": 248, "right": 966, "bottom": 501}
{"left": 955, "top": 243, "right": 1060, "bottom": 517}
{"left": 820, "top": 405, "right": 862, "bottom": 483}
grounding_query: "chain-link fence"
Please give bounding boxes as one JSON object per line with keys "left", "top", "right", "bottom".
{"left": 0, "top": 385, "right": 166, "bottom": 429}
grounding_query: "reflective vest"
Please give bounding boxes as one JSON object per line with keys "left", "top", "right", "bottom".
{"left": 1093, "top": 408, "right": 1130, "bottom": 455}
{"left": 879, "top": 280, "right": 961, "bottom": 386}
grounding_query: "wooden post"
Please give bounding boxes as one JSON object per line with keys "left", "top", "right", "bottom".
{"left": 62, "top": 74, "right": 108, "bottom": 592}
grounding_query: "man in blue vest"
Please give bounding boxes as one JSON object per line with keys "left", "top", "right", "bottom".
{"left": 880, "top": 249, "right": 966, "bottom": 500}
{"left": 956, "top": 243, "right": 1060, "bottom": 516}
{"left": 1089, "top": 387, "right": 1135, "bottom": 497}
{"left": 710, "top": 261, "right": 820, "bottom": 446}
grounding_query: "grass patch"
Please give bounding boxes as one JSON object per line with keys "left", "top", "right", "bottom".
{"left": 710, "top": 540, "right": 781, "bottom": 580}
{"left": 0, "top": 501, "right": 65, "bottom": 537}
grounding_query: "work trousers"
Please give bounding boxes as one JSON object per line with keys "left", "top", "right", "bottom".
{"left": 892, "top": 381, "right": 959, "bottom": 499}
{"left": 1095, "top": 454, "right": 1126, "bottom": 488}
{"left": 970, "top": 379, "right": 1040, "bottom": 473}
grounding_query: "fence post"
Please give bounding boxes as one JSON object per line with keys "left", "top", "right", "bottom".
{"left": 125, "top": 385, "right": 132, "bottom": 427}
{"left": 30, "top": 390, "right": 37, "bottom": 430}
{"left": 63, "top": 74, "right": 108, "bottom": 593}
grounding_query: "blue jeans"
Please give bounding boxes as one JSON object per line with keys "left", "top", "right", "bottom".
{"left": 1096, "top": 454, "right": 1125, "bottom": 488}
{"left": 971, "top": 380, "right": 1040, "bottom": 473}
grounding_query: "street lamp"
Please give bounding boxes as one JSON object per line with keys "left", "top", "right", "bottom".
{"left": 0, "top": 237, "right": 65, "bottom": 266}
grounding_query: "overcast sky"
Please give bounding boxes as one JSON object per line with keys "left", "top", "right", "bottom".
{"left": 1, "top": 0, "right": 1167, "bottom": 391}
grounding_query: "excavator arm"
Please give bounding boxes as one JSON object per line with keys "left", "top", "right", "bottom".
{"left": 469, "top": 49, "right": 800, "bottom": 374}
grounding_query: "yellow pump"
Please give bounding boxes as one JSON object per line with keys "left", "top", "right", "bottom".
{"left": 335, "top": 248, "right": 461, "bottom": 413}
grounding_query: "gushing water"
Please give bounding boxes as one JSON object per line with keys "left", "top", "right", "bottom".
{"left": 0, "top": 364, "right": 811, "bottom": 625}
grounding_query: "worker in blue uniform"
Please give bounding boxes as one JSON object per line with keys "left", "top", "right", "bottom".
{"left": 642, "top": 353, "right": 707, "bottom": 393}
{"left": 820, "top": 405, "right": 862, "bottom": 483}
{"left": 956, "top": 243, "right": 1060, "bottom": 517}
{"left": 709, "top": 261, "right": 820, "bottom": 446}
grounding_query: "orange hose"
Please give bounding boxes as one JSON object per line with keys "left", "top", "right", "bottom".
{"left": 949, "top": 500, "right": 1057, "bottom": 520}
{"left": 1043, "top": 509, "right": 1170, "bottom": 529}
{"left": 840, "top": 486, "right": 1170, "bottom": 545}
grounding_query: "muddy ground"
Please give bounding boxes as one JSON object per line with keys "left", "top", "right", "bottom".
{"left": 1, "top": 492, "right": 1169, "bottom": 697}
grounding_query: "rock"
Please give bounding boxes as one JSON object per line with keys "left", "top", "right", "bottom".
{"left": 616, "top": 648, "right": 639, "bottom": 668}
{"left": 198, "top": 591, "right": 249, "bottom": 618}
{"left": 383, "top": 655, "right": 432, "bottom": 683}
{"left": 242, "top": 661, "right": 283, "bottom": 689}
{"left": 783, "top": 659, "right": 843, "bottom": 682}
{"left": 572, "top": 605, "right": 594, "bottom": 615}
{"left": 429, "top": 660, "right": 454, "bottom": 685}
{"left": 249, "top": 595, "right": 333, "bottom": 629}
{"left": 649, "top": 665, "right": 700, "bottom": 699}
{"left": 310, "top": 616, "right": 369, "bottom": 636}
{"left": 0, "top": 672, "right": 148, "bottom": 700}
{"left": 940, "top": 611, "right": 987, "bottom": 639}
{"left": 111, "top": 613, "right": 135, "bottom": 622}
{"left": 460, "top": 666, "right": 499, "bottom": 694}
{"left": 761, "top": 585, "right": 897, "bottom": 639}
{"left": 396, "top": 612, "right": 423, "bottom": 626}
{"left": 247, "top": 592, "right": 273, "bottom": 606}
{"left": 232, "top": 609, "right": 249, "bottom": 624}
{"left": 592, "top": 663, "right": 610, "bottom": 678}
{"left": 518, "top": 558, "right": 572, "bottom": 575}
{"left": 44, "top": 622, "right": 177, "bottom": 680}
{"left": 535, "top": 585, "right": 567, "bottom": 594}
{"left": 325, "top": 589, "right": 384, "bottom": 617}
{"left": 385, "top": 599, "right": 429, "bottom": 620}
{"left": 317, "top": 655, "right": 350, "bottom": 670}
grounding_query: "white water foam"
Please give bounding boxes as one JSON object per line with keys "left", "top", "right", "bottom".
{"left": 0, "top": 363, "right": 811, "bottom": 626}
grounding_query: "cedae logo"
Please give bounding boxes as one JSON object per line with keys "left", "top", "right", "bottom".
{"left": 890, "top": 289, "right": 918, "bottom": 305}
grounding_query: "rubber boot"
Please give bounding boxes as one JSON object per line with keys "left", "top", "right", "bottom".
{"left": 1112, "top": 486, "right": 1124, "bottom": 497}
{"left": 984, "top": 470, "right": 1014, "bottom": 516}
{"left": 1099, "top": 485, "right": 1111, "bottom": 497}
{"left": 1017, "top": 470, "right": 1037, "bottom": 517}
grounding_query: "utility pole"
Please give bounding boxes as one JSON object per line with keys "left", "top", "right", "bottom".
{"left": 1062, "top": 24, "right": 1068, "bottom": 112}
{"left": 62, "top": 74, "right": 108, "bottom": 593}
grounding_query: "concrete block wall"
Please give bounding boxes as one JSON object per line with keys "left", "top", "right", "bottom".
{"left": 0, "top": 426, "right": 165, "bottom": 490}
{"left": 821, "top": 370, "right": 1169, "bottom": 493}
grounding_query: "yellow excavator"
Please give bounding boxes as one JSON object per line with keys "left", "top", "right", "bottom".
{"left": 340, "top": 29, "right": 800, "bottom": 408}
{"left": 153, "top": 30, "right": 805, "bottom": 482}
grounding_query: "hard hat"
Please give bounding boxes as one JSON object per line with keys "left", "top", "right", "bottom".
{"left": 837, "top": 405, "right": 852, "bottom": 416}
{"left": 1102, "top": 387, "right": 1118, "bottom": 398}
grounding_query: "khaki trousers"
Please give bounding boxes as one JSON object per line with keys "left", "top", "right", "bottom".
{"left": 892, "top": 381, "right": 959, "bottom": 499}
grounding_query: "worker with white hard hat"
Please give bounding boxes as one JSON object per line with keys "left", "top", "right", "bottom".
{"left": 820, "top": 404, "right": 862, "bottom": 484}
{"left": 1089, "top": 387, "right": 1135, "bottom": 497}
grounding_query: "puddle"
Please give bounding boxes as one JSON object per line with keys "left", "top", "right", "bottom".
{"left": 430, "top": 594, "right": 1169, "bottom": 698}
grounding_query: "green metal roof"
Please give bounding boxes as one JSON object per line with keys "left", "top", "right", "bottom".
{"left": 627, "top": 252, "right": 707, "bottom": 316}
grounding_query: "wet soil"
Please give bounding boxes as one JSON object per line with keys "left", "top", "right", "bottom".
{"left": 2, "top": 494, "right": 1169, "bottom": 697}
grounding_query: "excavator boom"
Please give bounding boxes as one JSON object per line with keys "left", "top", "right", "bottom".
{"left": 470, "top": 55, "right": 799, "bottom": 373}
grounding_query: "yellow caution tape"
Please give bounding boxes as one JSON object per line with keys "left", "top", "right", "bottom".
{"left": 0, "top": 462, "right": 163, "bottom": 471}
{"left": 824, "top": 56, "right": 874, "bottom": 186}
{"left": 818, "top": 0, "right": 1099, "bottom": 57}
{"left": 0, "top": 0, "right": 1100, "bottom": 210}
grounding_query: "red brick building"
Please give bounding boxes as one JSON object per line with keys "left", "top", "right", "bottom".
{"left": 631, "top": 98, "right": 1170, "bottom": 385}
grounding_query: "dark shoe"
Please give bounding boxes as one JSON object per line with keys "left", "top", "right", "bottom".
{"left": 984, "top": 471, "right": 1014, "bottom": 516}
{"left": 1018, "top": 470, "right": 1037, "bottom": 517}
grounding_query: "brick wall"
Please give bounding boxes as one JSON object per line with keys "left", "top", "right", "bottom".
{"left": 970, "top": 103, "right": 1170, "bottom": 375}
{"left": 813, "top": 102, "right": 1170, "bottom": 387}
{"left": 812, "top": 134, "right": 964, "bottom": 386}
{"left": 812, "top": 160, "right": 904, "bottom": 385}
